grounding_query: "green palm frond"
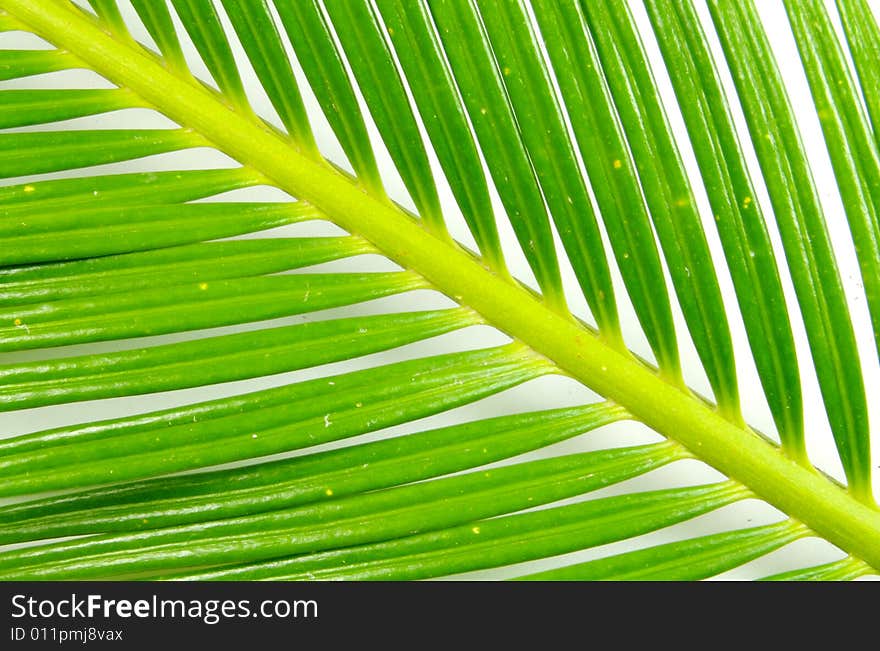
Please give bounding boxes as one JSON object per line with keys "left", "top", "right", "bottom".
{"left": 0, "top": 0, "right": 879, "bottom": 581}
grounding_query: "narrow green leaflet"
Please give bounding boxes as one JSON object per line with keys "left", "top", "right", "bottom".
{"left": 0, "top": 449, "right": 694, "bottom": 580}
{"left": 168, "top": 480, "right": 741, "bottom": 581}
{"left": 0, "top": 272, "right": 424, "bottom": 350}
{"left": 0, "top": 202, "right": 317, "bottom": 265}
{"left": 0, "top": 129, "right": 203, "bottom": 179}
{"left": 219, "top": 0, "right": 317, "bottom": 153}
{"left": 761, "top": 556, "right": 871, "bottom": 581}
{"left": 273, "top": 0, "right": 383, "bottom": 193}
{"left": 582, "top": 0, "right": 739, "bottom": 417}
{"left": 644, "top": 0, "right": 804, "bottom": 457}
{"left": 0, "top": 50, "right": 80, "bottom": 81}
{"left": 531, "top": 0, "right": 680, "bottom": 375}
{"left": 169, "top": 0, "right": 249, "bottom": 110}
{"left": 322, "top": 0, "right": 446, "bottom": 236}
{"left": 517, "top": 520, "right": 804, "bottom": 580}
{"left": 0, "top": 50, "right": 78, "bottom": 81}
{"left": 0, "top": 168, "right": 258, "bottom": 211}
{"left": 0, "top": 344, "right": 536, "bottom": 459}
{"left": 427, "top": 0, "right": 565, "bottom": 308}
{"left": 784, "top": 0, "right": 880, "bottom": 361}
{"left": 87, "top": 0, "right": 129, "bottom": 39}
{"left": 710, "top": 0, "right": 871, "bottom": 498}
{"left": 0, "top": 10, "right": 22, "bottom": 31}
{"left": 837, "top": 0, "right": 880, "bottom": 146}
{"left": 0, "top": 403, "right": 626, "bottom": 543}
{"left": 478, "top": 0, "right": 624, "bottom": 347}
{"left": 130, "top": 0, "right": 187, "bottom": 72}
{"left": 375, "top": 0, "right": 506, "bottom": 272}
{"left": 0, "top": 238, "right": 369, "bottom": 306}
{"left": 0, "top": 344, "right": 540, "bottom": 498}
{"left": 0, "top": 308, "right": 477, "bottom": 413}
{"left": 0, "top": 89, "right": 141, "bottom": 129}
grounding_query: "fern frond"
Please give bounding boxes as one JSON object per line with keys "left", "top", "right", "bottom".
{"left": 1, "top": 0, "right": 879, "bottom": 580}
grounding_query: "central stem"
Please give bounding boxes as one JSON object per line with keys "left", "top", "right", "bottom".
{"left": 5, "top": 0, "right": 880, "bottom": 569}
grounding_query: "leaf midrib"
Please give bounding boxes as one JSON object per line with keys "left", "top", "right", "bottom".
{"left": 5, "top": 0, "right": 880, "bottom": 570}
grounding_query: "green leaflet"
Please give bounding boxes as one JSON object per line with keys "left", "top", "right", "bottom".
{"left": 169, "top": 0, "right": 249, "bottom": 110}
{"left": 220, "top": 0, "right": 317, "bottom": 153}
{"left": 0, "top": 446, "right": 690, "bottom": 580}
{"left": 0, "top": 402, "right": 626, "bottom": 543}
{"left": 836, "top": 0, "right": 880, "bottom": 147}
{"left": 0, "top": 345, "right": 542, "bottom": 502}
{"left": 0, "top": 344, "right": 536, "bottom": 459}
{"left": 130, "top": 0, "right": 187, "bottom": 72}
{"left": 323, "top": 0, "right": 446, "bottom": 236}
{"left": 0, "top": 11, "right": 23, "bottom": 31}
{"left": 87, "top": 0, "right": 129, "bottom": 39}
{"left": 709, "top": 0, "right": 871, "bottom": 497}
{"left": 784, "top": 0, "right": 880, "bottom": 363}
{"left": 0, "top": 168, "right": 259, "bottom": 211}
{"left": 168, "top": 478, "right": 737, "bottom": 581}
{"left": 427, "top": 0, "right": 566, "bottom": 308}
{"left": 531, "top": 0, "right": 680, "bottom": 374}
{"left": 581, "top": 0, "right": 739, "bottom": 417}
{"left": 274, "top": 0, "right": 383, "bottom": 193}
{"left": 0, "top": 89, "right": 142, "bottom": 129}
{"left": 760, "top": 556, "right": 871, "bottom": 581}
{"left": 517, "top": 520, "right": 804, "bottom": 581}
{"left": 0, "top": 238, "right": 370, "bottom": 305}
{"left": 0, "top": 129, "right": 203, "bottom": 179}
{"left": 0, "top": 49, "right": 77, "bottom": 81}
{"left": 0, "top": 308, "right": 478, "bottom": 414}
{"left": 477, "top": 0, "right": 622, "bottom": 345}
{"left": 644, "top": 0, "right": 804, "bottom": 456}
{"left": 0, "top": 202, "right": 317, "bottom": 265}
{"left": 0, "top": 272, "right": 425, "bottom": 350}
{"left": 374, "top": 0, "right": 506, "bottom": 272}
